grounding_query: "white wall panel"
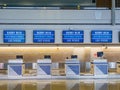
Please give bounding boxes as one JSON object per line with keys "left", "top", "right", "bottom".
{"left": 0, "top": 10, "right": 111, "bottom": 24}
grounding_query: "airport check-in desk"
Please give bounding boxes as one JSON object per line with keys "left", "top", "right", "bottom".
{"left": 91, "top": 59, "right": 108, "bottom": 76}
{"left": 8, "top": 59, "right": 24, "bottom": 77}
{"left": 65, "top": 59, "right": 80, "bottom": 78}
{"left": 5, "top": 58, "right": 116, "bottom": 79}
{"left": 37, "top": 59, "right": 51, "bottom": 78}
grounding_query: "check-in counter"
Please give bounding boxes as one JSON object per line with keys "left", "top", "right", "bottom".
{"left": 8, "top": 59, "right": 24, "bottom": 77}
{"left": 37, "top": 59, "right": 51, "bottom": 78}
{"left": 91, "top": 59, "right": 108, "bottom": 76}
{"left": 65, "top": 59, "right": 80, "bottom": 78}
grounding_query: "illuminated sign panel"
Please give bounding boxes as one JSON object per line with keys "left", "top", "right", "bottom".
{"left": 91, "top": 30, "right": 112, "bottom": 43}
{"left": 3, "top": 30, "right": 25, "bottom": 43}
{"left": 33, "top": 30, "right": 55, "bottom": 43}
{"left": 62, "top": 30, "right": 84, "bottom": 43}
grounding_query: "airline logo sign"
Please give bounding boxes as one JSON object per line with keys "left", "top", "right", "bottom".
{"left": 66, "top": 65, "right": 79, "bottom": 75}
{"left": 9, "top": 66, "right": 22, "bottom": 76}
{"left": 94, "top": 65, "right": 108, "bottom": 75}
{"left": 38, "top": 65, "right": 51, "bottom": 75}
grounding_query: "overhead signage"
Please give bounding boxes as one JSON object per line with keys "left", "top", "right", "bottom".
{"left": 91, "top": 30, "right": 112, "bottom": 43}
{"left": 3, "top": 30, "right": 25, "bottom": 43}
{"left": 62, "top": 30, "right": 84, "bottom": 43}
{"left": 33, "top": 30, "right": 55, "bottom": 43}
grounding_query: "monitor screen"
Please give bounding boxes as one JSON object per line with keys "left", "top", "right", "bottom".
{"left": 119, "top": 31, "right": 120, "bottom": 42}
{"left": 71, "top": 55, "right": 77, "bottom": 59}
{"left": 3, "top": 30, "right": 26, "bottom": 43}
{"left": 62, "top": 30, "right": 84, "bottom": 43}
{"left": 91, "top": 30, "right": 112, "bottom": 43}
{"left": 44, "top": 55, "right": 51, "bottom": 59}
{"left": 16, "top": 55, "right": 23, "bottom": 59}
{"left": 33, "top": 30, "right": 55, "bottom": 43}
{"left": 97, "top": 52, "right": 104, "bottom": 57}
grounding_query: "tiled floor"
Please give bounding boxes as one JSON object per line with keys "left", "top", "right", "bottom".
{"left": 0, "top": 79, "right": 120, "bottom": 90}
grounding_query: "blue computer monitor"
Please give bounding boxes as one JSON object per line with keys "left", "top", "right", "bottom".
{"left": 44, "top": 55, "right": 51, "bottom": 59}
{"left": 97, "top": 52, "right": 104, "bottom": 57}
{"left": 71, "top": 55, "right": 77, "bottom": 59}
